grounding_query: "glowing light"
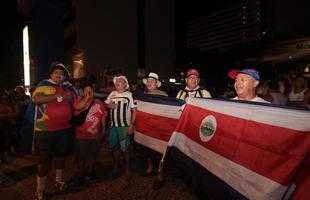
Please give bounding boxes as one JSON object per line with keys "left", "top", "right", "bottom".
{"left": 23, "top": 25, "right": 30, "bottom": 90}
{"left": 169, "top": 78, "right": 176, "bottom": 83}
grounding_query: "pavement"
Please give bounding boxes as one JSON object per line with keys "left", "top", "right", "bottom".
{"left": 0, "top": 141, "right": 199, "bottom": 200}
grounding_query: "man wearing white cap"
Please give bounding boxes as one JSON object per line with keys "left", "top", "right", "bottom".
{"left": 143, "top": 72, "right": 168, "bottom": 96}
{"left": 104, "top": 75, "right": 137, "bottom": 181}
{"left": 140, "top": 72, "right": 167, "bottom": 178}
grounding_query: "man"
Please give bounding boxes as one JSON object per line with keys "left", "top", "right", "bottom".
{"left": 143, "top": 72, "right": 168, "bottom": 96}
{"left": 153, "top": 69, "right": 211, "bottom": 190}
{"left": 176, "top": 69, "right": 211, "bottom": 101}
{"left": 228, "top": 68, "right": 269, "bottom": 103}
{"left": 73, "top": 85, "right": 107, "bottom": 187}
{"left": 141, "top": 72, "right": 167, "bottom": 177}
{"left": 32, "top": 62, "right": 76, "bottom": 200}
{"left": 105, "top": 75, "right": 137, "bottom": 181}
{"left": 288, "top": 75, "right": 310, "bottom": 108}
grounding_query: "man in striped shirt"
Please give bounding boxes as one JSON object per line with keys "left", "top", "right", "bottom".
{"left": 105, "top": 75, "right": 137, "bottom": 181}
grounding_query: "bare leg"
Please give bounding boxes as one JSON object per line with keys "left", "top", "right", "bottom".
{"left": 54, "top": 157, "right": 66, "bottom": 185}
{"left": 146, "top": 157, "right": 154, "bottom": 173}
{"left": 36, "top": 164, "right": 49, "bottom": 194}
{"left": 124, "top": 149, "right": 131, "bottom": 180}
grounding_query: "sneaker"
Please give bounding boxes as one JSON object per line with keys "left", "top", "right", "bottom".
{"left": 55, "top": 181, "right": 68, "bottom": 192}
{"left": 34, "top": 191, "right": 45, "bottom": 200}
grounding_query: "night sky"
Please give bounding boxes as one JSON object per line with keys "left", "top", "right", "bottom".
{"left": 1, "top": 0, "right": 309, "bottom": 90}
{"left": 0, "top": 1, "right": 26, "bottom": 89}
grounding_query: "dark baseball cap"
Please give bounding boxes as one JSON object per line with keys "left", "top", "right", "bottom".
{"left": 49, "top": 61, "right": 70, "bottom": 80}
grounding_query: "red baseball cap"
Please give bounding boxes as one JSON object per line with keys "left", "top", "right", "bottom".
{"left": 186, "top": 69, "right": 200, "bottom": 77}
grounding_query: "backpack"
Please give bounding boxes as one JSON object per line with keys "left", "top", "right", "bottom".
{"left": 178, "top": 88, "right": 204, "bottom": 100}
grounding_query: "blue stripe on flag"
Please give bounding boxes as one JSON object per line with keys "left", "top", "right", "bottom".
{"left": 213, "top": 97, "right": 310, "bottom": 112}
{"left": 134, "top": 93, "right": 185, "bottom": 106}
{"left": 166, "top": 146, "right": 247, "bottom": 200}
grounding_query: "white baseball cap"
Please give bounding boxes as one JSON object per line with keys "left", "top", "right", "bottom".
{"left": 113, "top": 75, "right": 129, "bottom": 89}
{"left": 142, "top": 72, "right": 162, "bottom": 87}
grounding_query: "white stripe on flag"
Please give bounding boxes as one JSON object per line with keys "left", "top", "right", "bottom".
{"left": 135, "top": 131, "right": 168, "bottom": 154}
{"left": 168, "top": 132, "right": 288, "bottom": 200}
{"left": 188, "top": 98, "right": 310, "bottom": 131}
{"left": 137, "top": 100, "right": 182, "bottom": 119}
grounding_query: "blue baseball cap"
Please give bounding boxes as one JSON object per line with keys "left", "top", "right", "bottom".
{"left": 228, "top": 69, "right": 260, "bottom": 81}
{"left": 49, "top": 61, "right": 70, "bottom": 80}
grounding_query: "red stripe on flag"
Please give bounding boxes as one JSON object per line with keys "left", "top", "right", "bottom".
{"left": 175, "top": 104, "right": 310, "bottom": 186}
{"left": 136, "top": 111, "right": 179, "bottom": 142}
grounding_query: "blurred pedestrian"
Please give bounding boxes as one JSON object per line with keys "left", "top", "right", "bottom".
{"left": 288, "top": 75, "right": 310, "bottom": 108}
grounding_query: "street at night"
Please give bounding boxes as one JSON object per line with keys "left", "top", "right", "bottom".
{"left": 1, "top": 1, "right": 310, "bottom": 200}
{"left": 0, "top": 140, "right": 196, "bottom": 200}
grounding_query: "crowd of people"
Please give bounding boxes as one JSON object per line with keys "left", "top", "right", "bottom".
{"left": 0, "top": 61, "right": 309, "bottom": 199}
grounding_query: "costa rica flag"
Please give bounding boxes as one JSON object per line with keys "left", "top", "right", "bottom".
{"left": 167, "top": 97, "right": 310, "bottom": 199}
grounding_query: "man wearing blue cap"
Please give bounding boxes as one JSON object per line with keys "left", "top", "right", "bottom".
{"left": 228, "top": 69, "right": 269, "bottom": 103}
{"left": 32, "top": 61, "right": 76, "bottom": 200}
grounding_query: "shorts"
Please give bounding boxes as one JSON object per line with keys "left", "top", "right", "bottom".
{"left": 36, "top": 128, "right": 73, "bottom": 165}
{"left": 75, "top": 138, "right": 101, "bottom": 161}
{"left": 108, "top": 127, "right": 130, "bottom": 152}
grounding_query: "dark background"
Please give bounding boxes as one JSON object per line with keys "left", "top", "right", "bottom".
{"left": 1, "top": 0, "right": 310, "bottom": 91}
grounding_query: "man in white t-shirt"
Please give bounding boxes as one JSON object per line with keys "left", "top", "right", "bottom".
{"left": 228, "top": 68, "right": 269, "bottom": 103}
{"left": 105, "top": 75, "right": 137, "bottom": 181}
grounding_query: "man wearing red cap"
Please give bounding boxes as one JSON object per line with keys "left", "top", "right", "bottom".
{"left": 152, "top": 69, "right": 211, "bottom": 190}
{"left": 176, "top": 69, "right": 211, "bottom": 101}
{"left": 228, "top": 68, "right": 269, "bottom": 103}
